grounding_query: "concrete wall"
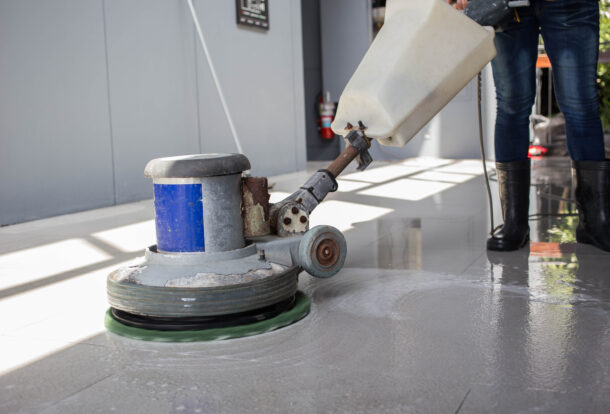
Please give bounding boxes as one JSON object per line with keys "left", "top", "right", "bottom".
{"left": 0, "top": 0, "right": 306, "bottom": 226}
{"left": 320, "top": 0, "right": 372, "bottom": 102}
{"left": 301, "top": 0, "right": 341, "bottom": 161}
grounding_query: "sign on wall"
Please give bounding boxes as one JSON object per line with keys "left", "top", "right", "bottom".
{"left": 236, "top": 0, "right": 269, "bottom": 30}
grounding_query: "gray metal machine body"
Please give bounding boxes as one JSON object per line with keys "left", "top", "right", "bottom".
{"left": 107, "top": 152, "right": 356, "bottom": 319}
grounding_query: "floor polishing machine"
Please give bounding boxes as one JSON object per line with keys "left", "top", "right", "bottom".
{"left": 106, "top": 0, "right": 502, "bottom": 341}
{"left": 105, "top": 127, "right": 373, "bottom": 342}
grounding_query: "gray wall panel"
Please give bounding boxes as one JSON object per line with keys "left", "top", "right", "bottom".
{"left": 104, "top": 0, "right": 200, "bottom": 203}
{"left": 0, "top": 0, "right": 306, "bottom": 225}
{"left": 0, "top": 0, "right": 114, "bottom": 225}
{"left": 290, "top": 0, "right": 307, "bottom": 172}
{"left": 320, "top": 0, "right": 372, "bottom": 101}
{"left": 302, "top": 0, "right": 341, "bottom": 161}
{"left": 194, "top": 0, "right": 306, "bottom": 176}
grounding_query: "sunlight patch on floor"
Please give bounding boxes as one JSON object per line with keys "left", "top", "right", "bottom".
{"left": 411, "top": 170, "right": 476, "bottom": 184}
{"left": 340, "top": 165, "right": 424, "bottom": 184}
{"left": 358, "top": 179, "right": 456, "bottom": 202}
{"left": 92, "top": 220, "right": 156, "bottom": 253}
{"left": 335, "top": 179, "right": 372, "bottom": 193}
{"left": 0, "top": 260, "right": 133, "bottom": 375}
{"left": 309, "top": 200, "right": 393, "bottom": 232}
{"left": 434, "top": 159, "right": 490, "bottom": 175}
{"left": 0, "top": 239, "right": 112, "bottom": 291}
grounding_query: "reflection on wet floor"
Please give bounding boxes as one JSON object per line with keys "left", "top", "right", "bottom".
{"left": 0, "top": 157, "right": 608, "bottom": 413}
{"left": 488, "top": 245, "right": 609, "bottom": 307}
{"left": 376, "top": 218, "right": 423, "bottom": 270}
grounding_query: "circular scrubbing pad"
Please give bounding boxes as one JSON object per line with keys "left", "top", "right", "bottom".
{"left": 105, "top": 291, "right": 310, "bottom": 342}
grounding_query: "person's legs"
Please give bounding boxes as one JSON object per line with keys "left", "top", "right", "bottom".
{"left": 539, "top": 0, "right": 609, "bottom": 252}
{"left": 491, "top": 9, "right": 539, "bottom": 162}
{"left": 488, "top": 9, "right": 539, "bottom": 251}
{"left": 539, "top": 0, "right": 605, "bottom": 161}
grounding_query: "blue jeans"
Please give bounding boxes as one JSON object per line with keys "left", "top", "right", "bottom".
{"left": 491, "top": 0, "right": 605, "bottom": 162}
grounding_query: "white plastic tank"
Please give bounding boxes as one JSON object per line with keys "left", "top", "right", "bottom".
{"left": 331, "top": 0, "right": 496, "bottom": 147}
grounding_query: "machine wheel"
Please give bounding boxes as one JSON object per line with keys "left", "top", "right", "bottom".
{"left": 298, "top": 225, "right": 347, "bottom": 278}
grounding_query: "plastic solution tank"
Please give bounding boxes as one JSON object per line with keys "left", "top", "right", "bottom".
{"left": 331, "top": 0, "right": 496, "bottom": 147}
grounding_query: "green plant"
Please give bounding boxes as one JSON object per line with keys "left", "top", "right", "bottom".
{"left": 601, "top": 1, "right": 610, "bottom": 46}
{"left": 547, "top": 216, "right": 577, "bottom": 243}
{"left": 599, "top": 1, "right": 610, "bottom": 129}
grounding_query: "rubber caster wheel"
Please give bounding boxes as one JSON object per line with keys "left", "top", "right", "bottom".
{"left": 298, "top": 225, "right": 347, "bottom": 278}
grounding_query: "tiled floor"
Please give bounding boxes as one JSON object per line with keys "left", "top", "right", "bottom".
{"left": 0, "top": 157, "right": 608, "bottom": 413}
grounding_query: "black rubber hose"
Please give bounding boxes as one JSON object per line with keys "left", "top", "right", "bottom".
{"left": 478, "top": 72, "right": 496, "bottom": 236}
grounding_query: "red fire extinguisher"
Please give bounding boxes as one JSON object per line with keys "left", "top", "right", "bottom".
{"left": 318, "top": 91, "right": 336, "bottom": 140}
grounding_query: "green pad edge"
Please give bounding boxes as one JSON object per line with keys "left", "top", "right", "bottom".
{"left": 105, "top": 291, "right": 310, "bottom": 342}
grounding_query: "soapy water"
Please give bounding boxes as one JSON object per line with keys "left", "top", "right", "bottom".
{"left": 104, "top": 266, "right": 609, "bottom": 382}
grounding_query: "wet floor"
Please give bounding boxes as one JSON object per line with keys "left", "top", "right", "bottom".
{"left": 0, "top": 157, "right": 608, "bottom": 413}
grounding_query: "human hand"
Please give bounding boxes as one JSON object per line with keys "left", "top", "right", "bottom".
{"left": 447, "top": 0, "right": 468, "bottom": 10}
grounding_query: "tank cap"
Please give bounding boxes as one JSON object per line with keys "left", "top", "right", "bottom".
{"left": 144, "top": 153, "right": 251, "bottom": 178}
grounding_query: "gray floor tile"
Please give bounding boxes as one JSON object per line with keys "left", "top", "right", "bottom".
{"left": 1, "top": 157, "right": 608, "bottom": 413}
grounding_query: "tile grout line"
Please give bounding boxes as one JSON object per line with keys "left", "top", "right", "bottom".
{"left": 40, "top": 373, "right": 116, "bottom": 412}
{"left": 459, "top": 251, "right": 488, "bottom": 276}
{"left": 454, "top": 388, "right": 471, "bottom": 414}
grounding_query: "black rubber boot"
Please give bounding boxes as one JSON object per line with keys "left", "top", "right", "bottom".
{"left": 487, "top": 159, "right": 531, "bottom": 251}
{"left": 572, "top": 160, "right": 610, "bottom": 252}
